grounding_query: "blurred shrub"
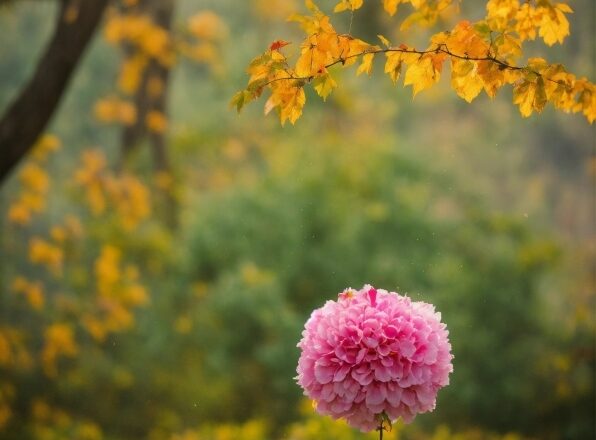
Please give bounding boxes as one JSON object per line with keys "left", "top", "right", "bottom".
{"left": 179, "top": 135, "right": 590, "bottom": 437}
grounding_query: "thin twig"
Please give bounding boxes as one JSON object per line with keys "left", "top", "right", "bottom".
{"left": 255, "top": 41, "right": 565, "bottom": 91}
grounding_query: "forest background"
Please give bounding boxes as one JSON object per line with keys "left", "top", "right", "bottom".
{"left": 0, "top": 0, "right": 593, "bottom": 439}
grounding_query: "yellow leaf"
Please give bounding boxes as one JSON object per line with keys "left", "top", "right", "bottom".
{"left": 268, "top": 81, "right": 307, "bottom": 125}
{"left": 477, "top": 61, "right": 506, "bottom": 98}
{"left": 582, "top": 91, "right": 595, "bottom": 123}
{"left": 145, "top": 111, "right": 168, "bottom": 133}
{"left": 295, "top": 32, "right": 338, "bottom": 77}
{"left": 230, "top": 90, "right": 253, "bottom": 113}
{"left": 514, "top": 3, "right": 539, "bottom": 41}
{"left": 187, "top": 11, "right": 228, "bottom": 41}
{"left": 383, "top": 0, "right": 400, "bottom": 16}
{"left": 538, "top": 5, "right": 570, "bottom": 46}
{"left": 334, "top": 0, "right": 363, "bottom": 12}
{"left": 384, "top": 52, "right": 403, "bottom": 83}
{"left": 513, "top": 78, "right": 546, "bottom": 117}
{"left": 8, "top": 203, "right": 31, "bottom": 225}
{"left": 486, "top": 0, "right": 520, "bottom": 31}
{"left": 555, "top": 3, "right": 573, "bottom": 14}
{"left": 295, "top": 49, "right": 315, "bottom": 78}
{"left": 336, "top": 37, "right": 371, "bottom": 67}
{"left": 451, "top": 59, "right": 484, "bottom": 102}
{"left": 333, "top": 1, "right": 348, "bottom": 12}
{"left": 313, "top": 73, "right": 337, "bottom": 100}
{"left": 305, "top": 0, "right": 320, "bottom": 13}
{"left": 281, "top": 87, "right": 306, "bottom": 124}
{"left": 378, "top": 34, "right": 391, "bottom": 48}
{"left": 404, "top": 57, "right": 438, "bottom": 96}
{"left": 534, "top": 77, "right": 547, "bottom": 113}
{"left": 357, "top": 53, "right": 374, "bottom": 76}
{"left": 513, "top": 81, "right": 533, "bottom": 117}
{"left": 446, "top": 21, "right": 490, "bottom": 58}
{"left": 400, "top": 11, "right": 423, "bottom": 31}
{"left": 492, "top": 32, "right": 522, "bottom": 61}
{"left": 527, "top": 57, "right": 548, "bottom": 73}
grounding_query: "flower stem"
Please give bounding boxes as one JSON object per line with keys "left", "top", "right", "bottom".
{"left": 378, "top": 424, "right": 383, "bottom": 440}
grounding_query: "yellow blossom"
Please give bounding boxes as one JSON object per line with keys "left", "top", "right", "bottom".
{"left": 29, "top": 238, "right": 63, "bottom": 275}
{"left": 146, "top": 110, "right": 168, "bottom": 133}
{"left": 31, "top": 134, "right": 61, "bottom": 161}
{"left": 7, "top": 202, "right": 31, "bottom": 225}
{"left": 19, "top": 163, "right": 49, "bottom": 193}
{"left": 188, "top": 11, "right": 228, "bottom": 41}
{"left": 41, "top": 323, "right": 78, "bottom": 377}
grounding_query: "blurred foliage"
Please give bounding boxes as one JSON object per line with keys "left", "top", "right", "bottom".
{"left": 0, "top": 0, "right": 594, "bottom": 439}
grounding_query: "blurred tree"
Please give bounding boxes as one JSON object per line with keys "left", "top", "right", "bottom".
{"left": 0, "top": 0, "right": 109, "bottom": 181}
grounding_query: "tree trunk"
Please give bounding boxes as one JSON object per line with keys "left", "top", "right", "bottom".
{"left": 119, "top": 0, "right": 177, "bottom": 227}
{"left": 0, "top": 0, "right": 109, "bottom": 183}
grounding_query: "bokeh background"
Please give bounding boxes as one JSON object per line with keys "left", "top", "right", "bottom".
{"left": 0, "top": 0, "right": 594, "bottom": 439}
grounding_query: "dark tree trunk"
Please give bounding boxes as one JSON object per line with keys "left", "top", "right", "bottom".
{"left": 0, "top": 0, "right": 109, "bottom": 183}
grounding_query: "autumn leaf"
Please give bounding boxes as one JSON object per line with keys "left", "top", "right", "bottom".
{"left": 357, "top": 53, "right": 375, "bottom": 76}
{"left": 404, "top": 53, "right": 446, "bottom": 97}
{"left": 384, "top": 52, "right": 403, "bottom": 83}
{"left": 270, "top": 40, "right": 290, "bottom": 51}
{"left": 486, "top": 0, "right": 520, "bottom": 31}
{"left": 230, "top": 90, "right": 253, "bottom": 113}
{"left": 280, "top": 86, "right": 306, "bottom": 125}
{"left": 234, "top": 1, "right": 595, "bottom": 124}
{"left": 377, "top": 34, "right": 391, "bottom": 48}
{"left": 313, "top": 73, "right": 338, "bottom": 100}
{"left": 514, "top": 3, "right": 540, "bottom": 41}
{"left": 334, "top": 0, "right": 363, "bottom": 13}
{"left": 513, "top": 77, "right": 546, "bottom": 117}
{"left": 383, "top": 0, "right": 400, "bottom": 16}
{"left": 477, "top": 61, "right": 507, "bottom": 98}
{"left": 265, "top": 79, "right": 306, "bottom": 125}
{"left": 446, "top": 21, "right": 490, "bottom": 59}
{"left": 451, "top": 59, "right": 484, "bottom": 102}
{"left": 538, "top": 3, "right": 572, "bottom": 46}
{"left": 404, "top": 57, "right": 434, "bottom": 96}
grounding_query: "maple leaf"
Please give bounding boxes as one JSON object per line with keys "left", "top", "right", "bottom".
{"left": 313, "top": 73, "right": 338, "bottom": 100}
{"left": 451, "top": 59, "right": 484, "bottom": 102}
{"left": 486, "top": 0, "right": 520, "bottom": 31}
{"left": 514, "top": 3, "right": 540, "bottom": 41}
{"left": 234, "top": 0, "right": 595, "bottom": 124}
{"left": 270, "top": 40, "right": 290, "bottom": 51}
{"left": 404, "top": 56, "right": 442, "bottom": 97}
{"left": 538, "top": 4, "right": 572, "bottom": 46}
{"left": 579, "top": 87, "right": 595, "bottom": 124}
{"left": 383, "top": 0, "right": 401, "bottom": 16}
{"left": 377, "top": 34, "right": 391, "bottom": 48}
{"left": 446, "top": 21, "right": 490, "bottom": 59}
{"left": 334, "top": 0, "right": 363, "bottom": 13}
{"left": 384, "top": 52, "right": 403, "bottom": 83}
{"left": 513, "top": 77, "right": 546, "bottom": 117}
{"left": 230, "top": 90, "right": 253, "bottom": 113}
{"left": 280, "top": 86, "right": 306, "bottom": 125}
{"left": 357, "top": 53, "right": 375, "bottom": 76}
{"left": 477, "top": 61, "right": 506, "bottom": 98}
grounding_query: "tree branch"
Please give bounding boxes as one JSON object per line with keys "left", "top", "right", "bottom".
{"left": 256, "top": 43, "right": 568, "bottom": 90}
{"left": 0, "top": 0, "right": 109, "bottom": 183}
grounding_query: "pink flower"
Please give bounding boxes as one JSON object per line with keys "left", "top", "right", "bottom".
{"left": 295, "top": 285, "right": 453, "bottom": 432}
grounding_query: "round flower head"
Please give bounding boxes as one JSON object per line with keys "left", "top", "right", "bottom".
{"left": 296, "top": 285, "right": 453, "bottom": 432}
